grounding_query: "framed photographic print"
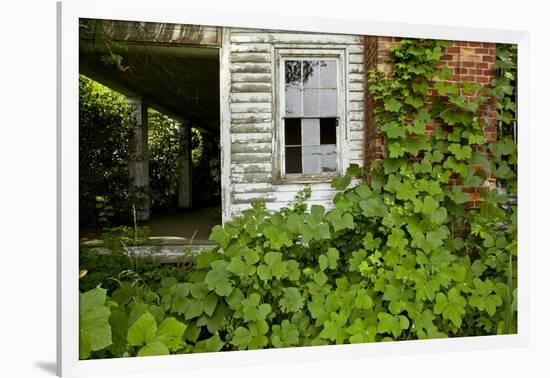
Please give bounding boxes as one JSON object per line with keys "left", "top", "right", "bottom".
{"left": 57, "top": 0, "right": 529, "bottom": 376}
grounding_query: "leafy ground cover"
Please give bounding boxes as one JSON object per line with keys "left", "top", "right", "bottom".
{"left": 79, "top": 39, "right": 517, "bottom": 359}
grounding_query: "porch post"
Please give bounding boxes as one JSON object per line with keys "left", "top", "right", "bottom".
{"left": 177, "top": 120, "right": 192, "bottom": 209}
{"left": 126, "top": 96, "right": 150, "bottom": 221}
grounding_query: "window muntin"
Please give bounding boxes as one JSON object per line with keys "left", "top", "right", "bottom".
{"left": 282, "top": 58, "right": 339, "bottom": 176}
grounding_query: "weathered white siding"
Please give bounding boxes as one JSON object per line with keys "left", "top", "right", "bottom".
{"left": 223, "top": 28, "right": 365, "bottom": 219}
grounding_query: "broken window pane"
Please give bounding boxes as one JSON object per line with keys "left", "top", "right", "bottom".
{"left": 320, "top": 118, "right": 337, "bottom": 145}
{"left": 285, "top": 146, "right": 302, "bottom": 174}
{"left": 284, "top": 118, "right": 301, "bottom": 146}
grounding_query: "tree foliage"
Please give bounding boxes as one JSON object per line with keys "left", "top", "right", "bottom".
{"left": 79, "top": 76, "right": 221, "bottom": 228}
{"left": 79, "top": 76, "right": 130, "bottom": 228}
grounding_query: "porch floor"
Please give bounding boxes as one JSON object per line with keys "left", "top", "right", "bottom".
{"left": 80, "top": 206, "right": 221, "bottom": 247}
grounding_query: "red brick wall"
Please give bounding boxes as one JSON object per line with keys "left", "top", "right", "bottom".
{"left": 363, "top": 37, "right": 497, "bottom": 207}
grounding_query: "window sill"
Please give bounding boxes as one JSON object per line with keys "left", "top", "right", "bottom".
{"left": 272, "top": 174, "right": 340, "bottom": 185}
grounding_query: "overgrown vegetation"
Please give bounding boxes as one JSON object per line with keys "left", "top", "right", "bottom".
{"left": 79, "top": 76, "right": 221, "bottom": 229}
{"left": 79, "top": 39, "right": 517, "bottom": 358}
{"left": 79, "top": 76, "right": 130, "bottom": 228}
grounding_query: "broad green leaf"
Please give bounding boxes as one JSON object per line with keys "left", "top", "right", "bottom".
{"left": 205, "top": 333, "right": 224, "bottom": 352}
{"left": 201, "top": 292, "right": 218, "bottom": 317}
{"left": 79, "top": 288, "right": 112, "bottom": 359}
{"left": 136, "top": 341, "right": 169, "bottom": 357}
{"left": 127, "top": 312, "right": 157, "bottom": 347}
{"left": 155, "top": 317, "right": 186, "bottom": 350}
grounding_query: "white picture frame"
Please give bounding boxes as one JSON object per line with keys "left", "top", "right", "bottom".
{"left": 57, "top": 0, "right": 530, "bottom": 376}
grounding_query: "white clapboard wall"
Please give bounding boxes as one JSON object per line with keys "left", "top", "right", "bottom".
{"left": 221, "top": 27, "right": 365, "bottom": 219}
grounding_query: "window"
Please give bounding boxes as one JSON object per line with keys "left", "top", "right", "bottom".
{"left": 279, "top": 56, "right": 342, "bottom": 178}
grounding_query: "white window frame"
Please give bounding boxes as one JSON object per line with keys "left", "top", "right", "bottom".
{"left": 274, "top": 48, "right": 348, "bottom": 182}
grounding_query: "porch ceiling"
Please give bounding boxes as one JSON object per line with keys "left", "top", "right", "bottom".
{"left": 79, "top": 20, "right": 221, "bottom": 133}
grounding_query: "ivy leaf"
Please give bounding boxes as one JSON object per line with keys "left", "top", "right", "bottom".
{"left": 420, "top": 195, "right": 439, "bottom": 214}
{"left": 346, "top": 318, "right": 377, "bottom": 343}
{"left": 263, "top": 225, "right": 292, "bottom": 250}
{"left": 271, "top": 320, "right": 300, "bottom": 348}
{"left": 327, "top": 248, "right": 340, "bottom": 269}
{"left": 313, "top": 271, "right": 328, "bottom": 286}
{"left": 230, "top": 321, "right": 269, "bottom": 350}
{"left": 286, "top": 213, "right": 303, "bottom": 234}
{"left": 242, "top": 293, "right": 271, "bottom": 322}
{"left": 355, "top": 289, "right": 373, "bottom": 309}
{"left": 381, "top": 121, "right": 406, "bottom": 139}
{"left": 229, "top": 327, "right": 252, "bottom": 350}
{"left": 471, "top": 259, "right": 487, "bottom": 277}
{"left": 332, "top": 175, "right": 352, "bottom": 190}
{"left": 279, "top": 287, "right": 304, "bottom": 313}
{"left": 448, "top": 187, "right": 470, "bottom": 204}
{"left": 384, "top": 98, "right": 403, "bottom": 112}
{"left": 363, "top": 232, "right": 382, "bottom": 251}
{"left": 204, "top": 260, "right": 234, "bottom": 297}
{"left": 209, "top": 225, "right": 232, "bottom": 249}
{"left": 405, "top": 96, "right": 423, "bottom": 109}
{"left": 320, "top": 312, "right": 348, "bottom": 344}
{"left": 434, "top": 288, "right": 467, "bottom": 328}
{"left": 387, "top": 228, "right": 408, "bottom": 251}
{"left": 349, "top": 250, "right": 367, "bottom": 272}
{"left": 308, "top": 299, "right": 327, "bottom": 319}
{"left": 469, "top": 278, "right": 503, "bottom": 316}
{"left": 319, "top": 255, "right": 328, "bottom": 271}
{"left": 388, "top": 141, "right": 406, "bottom": 158}
{"left": 327, "top": 209, "right": 355, "bottom": 232}
{"left": 409, "top": 309, "right": 446, "bottom": 339}
{"left": 377, "top": 312, "right": 410, "bottom": 338}
{"left": 313, "top": 223, "right": 331, "bottom": 241}
{"left": 359, "top": 197, "right": 388, "bottom": 218}
{"left": 430, "top": 207, "right": 448, "bottom": 225}
{"left": 264, "top": 252, "right": 288, "bottom": 279}
{"left": 425, "top": 225, "right": 450, "bottom": 250}
{"left": 448, "top": 143, "right": 473, "bottom": 160}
